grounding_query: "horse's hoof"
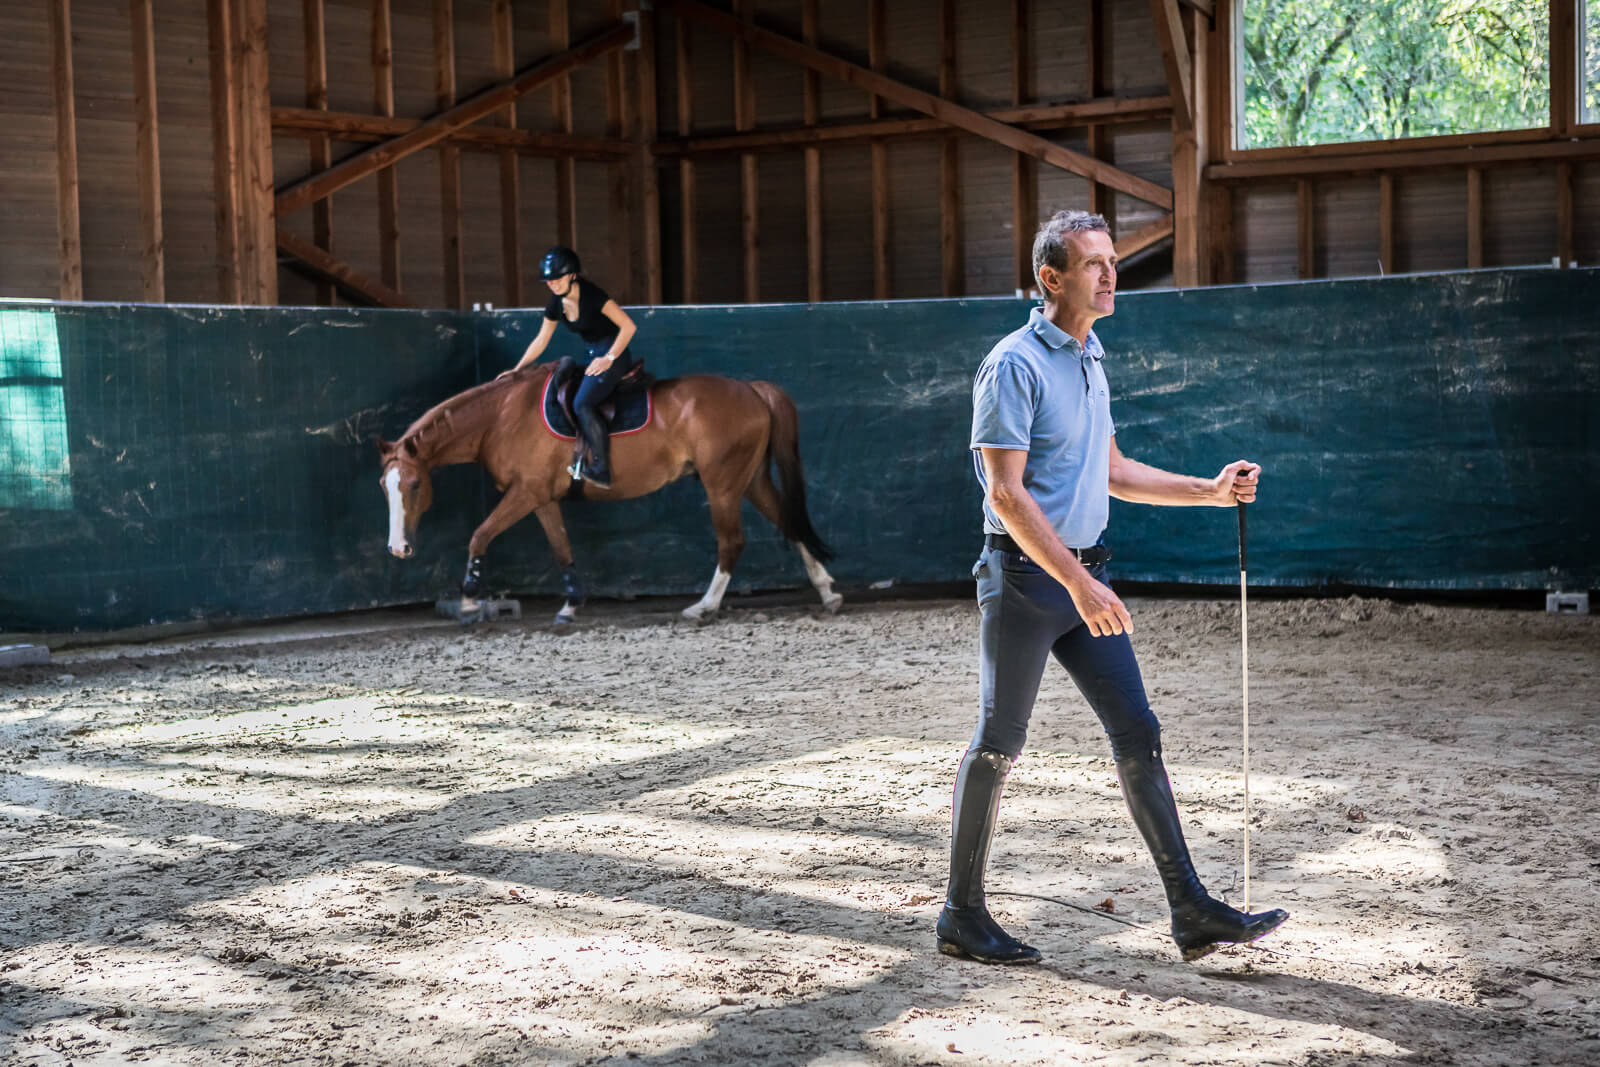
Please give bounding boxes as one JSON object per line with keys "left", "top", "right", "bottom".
{"left": 681, "top": 605, "right": 716, "bottom": 625}
{"left": 821, "top": 593, "right": 844, "bottom": 615}
{"left": 553, "top": 609, "right": 577, "bottom": 627}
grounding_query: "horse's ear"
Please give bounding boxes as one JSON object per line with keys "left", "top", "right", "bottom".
{"left": 403, "top": 438, "right": 418, "bottom": 458}
{"left": 374, "top": 436, "right": 392, "bottom": 458}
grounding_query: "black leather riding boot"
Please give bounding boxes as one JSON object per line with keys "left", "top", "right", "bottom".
{"left": 575, "top": 406, "right": 612, "bottom": 488}
{"left": 936, "top": 747, "right": 1041, "bottom": 964}
{"left": 1115, "top": 748, "right": 1288, "bottom": 961}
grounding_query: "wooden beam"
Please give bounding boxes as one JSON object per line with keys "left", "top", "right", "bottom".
{"left": 130, "top": 0, "right": 164, "bottom": 302}
{"left": 1556, "top": 162, "right": 1574, "bottom": 268}
{"left": 1114, "top": 215, "right": 1174, "bottom": 259}
{"left": 48, "top": 0, "right": 82, "bottom": 301}
{"left": 303, "top": 0, "right": 332, "bottom": 304}
{"left": 803, "top": 0, "right": 822, "bottom": 303}
{"left": 869, "top": 0, "right": 889, "bottom": 298}
{"left": 435, "top": 0, "right": 463, "bottom": 310}
{"left": 372, "top": 0, "right": 400, "bottom": 291}
{"left": 1377, "top": 172, "right": 1394, "bottom": 274}
{"left": 1208, "top": 136, "right": 1600, "bottom": 180}
{"left": 635, "top": 4, "right": 662, "bottom": 304}
{"left": 550, "top": 0, "right": 576, "bottom": 248}
{"left": 1465, "top": 167, "right": 1483, "bottom": 268}
{"left": 271, "top": 108, "right": 629, "bottom": 158}
{"left": 1170, "top": 3, "right": 1206, "bottom": 286}
{"left": 605, "top": 0, "right": 632, "bottom": 300}
{"left": 939, "top": 0, "right": 960, "bottom": 297}
{"left": 1148, "top": 0, "right": 1193, "bottom": 133}
{"left": 1010, "top": 0, "right": 1034, "bottom": 292}
{"left": 734, "top": 0, "right": 758, "bottom": 302}
{"left": 276, "top": 227, "right": 414, "bottom": 307}
{"left": 1205, "top": 182, "right": 1233, "bottom": 283}
{"left": 1086, "top": 0, "right": 1108, "bottom": 220}
{"left": 663, "top": 0, "right": 1173, "bottom": 210}
{"left": 491, "top": 0, "right": 521, "bottom": 307}
{"left": 1296, "top": 178, "right": 1314, "bottom": 278}
{"left": 1551, "top": 0, "right": 1577, "bottom": 136}
{"left": 274, "top": 24, "right": 634, "bottom": 217}
{"left": 208, "top": 0, "right": 240, "bottom": 303}
{"left": 235, "top": 0, "right": 277, "bottom": 305}
{"left": 676, "top": 12, "right": 696, "bottom": 302}
{"left": 657, "top": 97, "right": 1171, "bottom": 155}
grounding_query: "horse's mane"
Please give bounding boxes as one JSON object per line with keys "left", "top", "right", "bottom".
{"left": 398, "top": 365, "right": 553, "bottom": 460}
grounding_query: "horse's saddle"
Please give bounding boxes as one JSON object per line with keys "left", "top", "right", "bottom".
{"left": 540, "top": 355, "right": 655, "bottom": 441}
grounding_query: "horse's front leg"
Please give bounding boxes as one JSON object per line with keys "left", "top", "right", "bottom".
{"left": 459, "top": 489, "right": 539, "bottom": 616}
{"left": 529, "top": 501, "right": 585, "bottom": 626}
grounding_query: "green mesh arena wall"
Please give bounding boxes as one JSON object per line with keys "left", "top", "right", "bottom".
{"left": 2, "top": 268, "right": 1596, "bottom": 632}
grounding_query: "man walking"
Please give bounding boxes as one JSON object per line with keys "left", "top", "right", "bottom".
{"left": 939, "top": 209, "right": 1288, "bottom": 965}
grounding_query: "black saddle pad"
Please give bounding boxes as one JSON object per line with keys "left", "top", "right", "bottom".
{"left": 540, "top": 364, "right": 653, "bottom": 441}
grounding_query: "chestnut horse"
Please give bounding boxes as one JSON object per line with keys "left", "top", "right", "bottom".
{"left": 377, "top": 362, "right": 842, "bottom": 624}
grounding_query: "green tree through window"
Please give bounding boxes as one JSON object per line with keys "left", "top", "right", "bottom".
{"left": 0, "top": 309, "right": 73, "bottom": 511}
{"left": 1240, "top": 0, "right": 1549, "bottom": 148}
{"left": 1584, "top": 0, "right": 1600, "bottom": 123}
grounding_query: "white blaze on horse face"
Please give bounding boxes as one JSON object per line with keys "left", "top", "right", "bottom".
{"left": 384, "top": 467, "right": 410, "bottom": 557}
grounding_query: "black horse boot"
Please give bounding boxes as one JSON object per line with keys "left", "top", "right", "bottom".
{"left": 936, "top": 747, "right": 1041, "bottom": 964}
{"left": 574, "top": 405, "right": 612, "bottom": 489}
{"left": 1116, "top": 747, "right": 1288, "bottom": 961}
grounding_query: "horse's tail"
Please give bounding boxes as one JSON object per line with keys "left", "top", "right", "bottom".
{"left": 749, "top": 381, "right": 835, "bottom": 563}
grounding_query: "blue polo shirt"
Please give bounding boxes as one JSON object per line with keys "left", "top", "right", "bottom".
{"left": 971, "top": 306, "right": 1115, "bottom": 549}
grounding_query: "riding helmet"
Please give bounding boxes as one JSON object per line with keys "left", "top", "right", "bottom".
{"left": 540, "top": 246, "right": 581, "bottom": 280}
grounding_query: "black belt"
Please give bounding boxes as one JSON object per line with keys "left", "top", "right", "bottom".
{"left": 985, "top": 532, "right": 1111, "bottom": 566}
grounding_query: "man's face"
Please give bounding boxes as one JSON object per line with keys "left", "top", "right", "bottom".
{"left": 1050, "top": 229, "right": 1118, "bottom": 320}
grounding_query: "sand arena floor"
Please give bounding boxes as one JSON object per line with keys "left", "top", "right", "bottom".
{"left": 1, "top": 592, "right": 1597, "bottom": 1066}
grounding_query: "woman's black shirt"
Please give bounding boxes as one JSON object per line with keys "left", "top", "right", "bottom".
{"left": 544, "top": 279, "right": 620, "bottom": 346}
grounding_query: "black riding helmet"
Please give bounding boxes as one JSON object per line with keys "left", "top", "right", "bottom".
{"left": 540, "top": 246, "right": 581, "bottom": 280}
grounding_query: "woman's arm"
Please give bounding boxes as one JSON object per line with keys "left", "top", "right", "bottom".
{"left": 510, "top": 318, "right": 559, "bottom": 371}
{"left": 585, "top": 300, "right": 637, "bottom": 375}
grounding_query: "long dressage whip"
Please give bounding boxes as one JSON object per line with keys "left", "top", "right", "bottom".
{"left": 1237, "top": 494, "right": 1251, "bottom": 913}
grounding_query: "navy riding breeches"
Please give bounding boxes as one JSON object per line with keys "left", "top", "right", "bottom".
{"left": 972, "top": 544, "right": 1161, "bottom": 762}
{"left": 573, "top": 346, "right": 636, "bottom": 420}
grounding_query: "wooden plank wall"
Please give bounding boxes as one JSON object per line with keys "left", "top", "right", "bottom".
{"left": 3, "top": 0, "right": 1599, "bottom": 306}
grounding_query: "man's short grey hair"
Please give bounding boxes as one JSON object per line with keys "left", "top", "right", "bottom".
{"left": 1033, "top": 209, "right": 1110, "bottom": 291}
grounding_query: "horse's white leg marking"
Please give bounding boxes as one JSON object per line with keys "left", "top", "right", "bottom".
{"left": 682, "top": 567, "right": 731, "bottom": 622}
{"left": 555, "top": 600, "right": 579, "bottom": 625}
{"left": 798, "top": 544, "right": 843, "bottom": 614}
{"left": 384, "top": 468, "right": 410, "bottom": 557}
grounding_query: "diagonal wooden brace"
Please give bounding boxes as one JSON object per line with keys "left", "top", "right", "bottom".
{"left": 275, "top": 227, "right": 415, "bottom": 308}
{"left": 663, "top": 0, "right": 1173, "bottom": 211}
{"left": 274, "top": 22, "right": 635, "bottom": 217}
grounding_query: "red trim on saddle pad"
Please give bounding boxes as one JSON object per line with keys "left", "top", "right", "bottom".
{"left": 540, "top": 371, "right": 654, "bottom": 442}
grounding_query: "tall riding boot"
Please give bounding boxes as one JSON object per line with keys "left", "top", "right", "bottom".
{"left": 574, "top": 406, "right": 612, "bottom": 489}
{"left": 936, "top": 748, "right": 1041, "bottom": 964}
{"left": 1115, "top": 748, "right": 1289, "bottom": 961}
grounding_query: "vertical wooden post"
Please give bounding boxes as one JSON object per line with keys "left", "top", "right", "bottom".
{"left": 550, "top": 0, "right": 577, "bottom": 247}
{"left": 606, "top": 0, "right": 633, "bottom": 300}
{"left": 372, "top": 0, "right": 400, "bottom": 291}
{"left": 234, "top": 0, "right": 277, "bottom": 304}
{"left": 869, "top": 0, "right": 890, "bottom": 299}
{"left": 1555, "top": 162, "right": 1574, "bottom": 268}
{"left": 802, "top": 0, "right": 823, "bottom": 302}
{"left": 1157, "top": 0, "right": 1202, "bottom": 287}
{"left": 48, "top": 0, "right": 83, "bottom": 301}
{"left": 1296, "top": 178, "right": 1314, "bottom": 279}
{"left": 634, "top": 3, "right": 662, "bottom": 304}
{"left": 1466, "top": 166, "right": 1483, "bottom": 269}
{"left": 939, "top": 0, "right": 961, "bottom": 297}
{"left": 1551, "top": 0, "right": 1577, "bottom": 137}
{"left": 303, "top": 0, "right": 332, "bottom": 304}
{"left": 435, "top": 0, "right": 463, "bottom": 309}
{"left": 1011, "top": 0, "right": 1034, "bottom": 292}
{"left": 734, "top": 0, "right": 759, "bottom": 302}
{"left": 1206, "top": 183, "right": 1233, "bottom": 284}
{"left": 130, "top": 0, "right": 165, "bottom": 302}
{"left": 676, "top": 14, "right": 697, "bottom": 302}
{"left": 491, "top": 0, "right": 522, "bottom": 306}
{"left": 1377, "top": 172, "right": 1394, "bottom": 275}
{"left": 1086, "top": 0, "right": 1108, "bottom": 221}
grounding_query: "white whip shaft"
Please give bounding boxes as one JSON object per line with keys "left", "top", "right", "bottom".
{"left": 1241, "top": 569, "right": 1250, "bottom": 913}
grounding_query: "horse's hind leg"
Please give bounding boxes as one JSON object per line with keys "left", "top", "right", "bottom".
{"left": 530, "top": 501, "right": 586, "bottom": 626}
{"left": 682, "top": 490, "right": 745, "bottom": 623}
{"left": 744, "top": 468, "right": 843, "bottom": 614}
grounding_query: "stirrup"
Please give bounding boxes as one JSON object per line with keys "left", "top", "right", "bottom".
{"left": 567, "top": 458, "right": 584, "bottom": 481}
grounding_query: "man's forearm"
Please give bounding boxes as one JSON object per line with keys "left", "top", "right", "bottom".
{"left": 989, "top": 484, "right": 1096, "bottom": 593}
{"left": 1109, "top": 456, "right": 1212, "bottom": 506}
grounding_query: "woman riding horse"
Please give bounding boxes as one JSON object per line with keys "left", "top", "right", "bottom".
{"left": 503, "top": 246, "right": 635, "bottom": 489}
